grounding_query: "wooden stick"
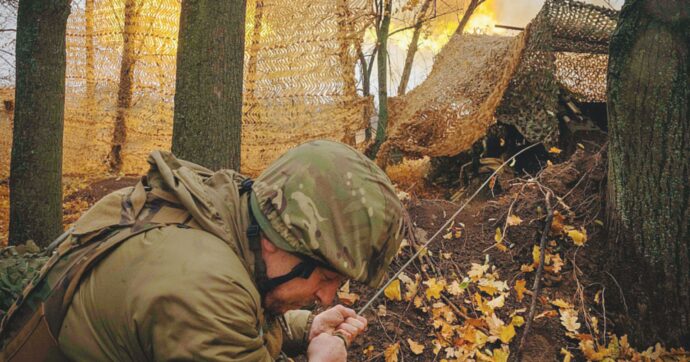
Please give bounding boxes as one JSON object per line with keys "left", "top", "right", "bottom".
{"left": 516, "top": 192, "right": 553, "bottom": 359}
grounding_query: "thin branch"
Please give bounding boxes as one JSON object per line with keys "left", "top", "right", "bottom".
{"left": 517, "top": 191, "right": 554, "bottom": 358}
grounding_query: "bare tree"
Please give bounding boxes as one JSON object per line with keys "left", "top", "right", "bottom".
{"left": 9, "top": 0, "right": 71, "bottom": 246}
{"left": 368, "top": 0, "right": 392, "bottom": 159}
{"left": 397, "top": 0, "right": 433, "bottom": 96}
{"left": 453, "top": 0, "right": 486, "bottom": 36}
{"left": 107, "top": 0, "right": 137, "bottom": 173}
{"left": 171, "top": 0, "right": 247, "bottom": 170}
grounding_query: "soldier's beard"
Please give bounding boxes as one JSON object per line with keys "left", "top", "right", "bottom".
{"left": 263, "top": 287, "right": 317, "bottom": 314}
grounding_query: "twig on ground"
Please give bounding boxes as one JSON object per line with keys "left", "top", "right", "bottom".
{"left": 605, "top": 271, "right": 629, "bottom": 314}
{"left": 517, "top": 191, "right": 554, "bottom": 358}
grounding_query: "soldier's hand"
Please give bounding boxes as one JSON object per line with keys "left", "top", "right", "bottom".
{"left": 307, "top": 332, "right": 347, "bottom": 362}
{"left": 309, "top": 305, "right": 367, "bottom": 343}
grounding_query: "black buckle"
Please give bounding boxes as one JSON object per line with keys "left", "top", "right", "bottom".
{"left": 247, "top": 224, "right": 260, "bottom": 238}
{"left": 240, "top": 179, "right": 254, "bottom": 195}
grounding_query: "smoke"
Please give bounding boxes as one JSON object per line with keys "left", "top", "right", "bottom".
{"left": 492, "top": 0, "right": 622, "bottom": 28}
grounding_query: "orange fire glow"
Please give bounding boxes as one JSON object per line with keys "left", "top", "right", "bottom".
{"left": 464, "top": 0, "right": 505, "bottom": 35}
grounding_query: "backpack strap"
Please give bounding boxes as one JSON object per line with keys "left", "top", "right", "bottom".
{"left": 0, "top": 223, "right": 168, "bottom": 362}
{"left": 44, "top": 223, "right": 167, "bottom": 337}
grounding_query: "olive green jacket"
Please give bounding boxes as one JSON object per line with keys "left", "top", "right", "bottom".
{"left": 57, "top": 152, "right": 312, "bottom": 361}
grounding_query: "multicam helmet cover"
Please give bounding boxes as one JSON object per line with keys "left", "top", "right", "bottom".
{"left": 250, "top": 140, "right": 404, "bottom": 287}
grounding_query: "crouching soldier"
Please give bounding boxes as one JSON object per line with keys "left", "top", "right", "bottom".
{"left": 0, "top": 140, "right": 404, "bottom": 361}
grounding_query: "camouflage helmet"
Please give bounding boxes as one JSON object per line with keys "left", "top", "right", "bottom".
{"left": 250, "top": 140, "right": 404, "bottom": 287}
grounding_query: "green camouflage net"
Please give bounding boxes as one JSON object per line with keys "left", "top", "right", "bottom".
{"left": 0, "top": 244, "right": 48, "bottom": 317}
{"left": 381, "top": 0, "right": 617, "bottom": 161}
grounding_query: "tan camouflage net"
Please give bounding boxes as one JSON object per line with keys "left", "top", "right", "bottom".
{"left": 380, "top": 33, "right": 528, "bottom": 160}
{"left": 0, "top": 0, "right": 371, "bottom": 179}
{"left": 380, "top": 0, "right": 617, "bottom": 161}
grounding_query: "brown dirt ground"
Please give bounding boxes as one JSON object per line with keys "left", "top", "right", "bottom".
{"left": 343, "top": 140, "right": 612, "bottom": 361}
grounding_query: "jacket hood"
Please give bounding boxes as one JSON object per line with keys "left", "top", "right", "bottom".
{"left": 73, "top": 151, "right": 255, "bottom": 272}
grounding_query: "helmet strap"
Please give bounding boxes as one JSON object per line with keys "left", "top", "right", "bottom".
{"left": 247, "top": 202, "right": 318, "bottom": 297}
{"left": 260, "top": 260, "right": 317, "bottom": 294}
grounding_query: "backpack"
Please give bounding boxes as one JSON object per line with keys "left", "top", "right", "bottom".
{"left": 0, "top": 183, "right": 196, "bottom": 362}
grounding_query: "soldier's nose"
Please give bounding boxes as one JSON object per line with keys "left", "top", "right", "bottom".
{"left": 316, "top": 284, "right": 338, "bottom": 306}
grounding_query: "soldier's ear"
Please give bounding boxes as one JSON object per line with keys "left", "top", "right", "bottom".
{"left": 261, "top": 235, "right": 279, "bottom": 254}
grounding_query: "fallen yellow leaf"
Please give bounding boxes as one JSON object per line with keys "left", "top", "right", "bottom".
{"left": 551, "top": 298, "right": 574, "bottom": 309}
{"left": 493, "top": 348, "right": 510, "bottom": 362}
{"left": 493, "top": 351, "right": 510, "bottom": 362}
{"left": 549, "top": 146, "right": 562, "bottom": 154}
{"left": 494, "top": 227, "right": 503, "bottom": 243}
{"left": 384, "top": 342, "right": 400, "bottom": 362}
{"left": 384, "top": 279, "right": 402, "bottom": 301}
{"left": 550, "top": 253, "right": 564, "bottom": 273}
{"left": 337, "top": 280, "right": 359, "bottom": 305}
{"left": 551, "top": 211, "right": 566, "bottom": 233}
{"left": 535, "top": 310, "right": 559, "bottom": 319}
{"left": 566, "top": 228, "right": 587, "bottom": 246}
{"left": 424, "top": 278, "right": 446, "bottom": 300}
{"left": 447, "top": 280, "right": 466, "bottom": 296}
{"left": 511, "top": 315, "right": 525, "bottom": 327}
{"left": 407, "top": 339, "right": 424, "bottom": 355}
{"left": 474, "top": 293, "right": 493, "bottom": 315}
{"left": 521, "top": 264, "right": 535, "bottom": 273}
{"left": 377, "top": 304, "right": 387, "bottom": 316}
{"left": 514, "top": 280, "right": 527, "bottom": 301}
{"left": 532, "top": 245, "right": 541, "bottom": 266}
{"left": 560, "top": 308, "right": 581, "bottom": 333}
{"left": 398, "top": 273, "right": 420, "bottom": 301}
{"left": 469, "top": 263, "right": 489, "bottom": 281}
{"left": 487, "top": 294, "right": 506, "bottom": 310}
{"left": 507, "top": 214, "right": 523, "bottom": 226}
{"left": 499, "top": 324, "right": 516, "bottom": 344}
{"left": 561, "top": 348, "right": 573, "bottom": 362}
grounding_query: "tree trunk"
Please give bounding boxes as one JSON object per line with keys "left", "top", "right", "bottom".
{"left": 397, "top": 0, "right": 432, "bottom": 96}
{"left": 172, "top": 0, "right": 246, "bottom": 171}
{"left": 370, "top": 0, "right": 391, "bottom": 159}
{"left": 85, "top": 0, "right": 95, "bottom": 105}
{"left": 453, "top": 0, "right": 484, "bottom": 36}
{"left": 357, "top": 46, "right": 370, "bottom": 97}
{"left": 244, "top": 0, "right": 263, "bottom": 110}
{"left": 107, "top": 0, "right": 136, "bottom": 173}
{"left": 9, "top": 0, "right": 71, "bottom": 246}
{"left": 606, "top": 0, "right": 690, "bottom": 347}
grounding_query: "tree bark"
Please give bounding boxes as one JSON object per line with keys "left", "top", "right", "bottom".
{"left": 172, "top": 0, "right": 246, "bottom": 171}
{"left": 370, "top": 0, "right": 391, "bottom": 159}
{"left": 107, "top": 0, "right": 136, "bottom": 173}
{"left": 9, "top": 0, "right": 71, "bottom": 246}
{"left": 397, "top": 0, "right": 432, "bottom": 96}
{"left": 606, "top": 0, "right": 690, "bottom": 347}
{"left": 85, "top": 0, "right": 95, "bottom": 105}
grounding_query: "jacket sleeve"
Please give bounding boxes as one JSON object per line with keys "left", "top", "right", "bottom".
{"left": 139, "top": 276, "right": 274, "bottom": 362}
{"left": 280, "top": 310, "right": 313, "bottom": 356}
{"left": 129, "top": 232, "right": 275, "bottom": 361}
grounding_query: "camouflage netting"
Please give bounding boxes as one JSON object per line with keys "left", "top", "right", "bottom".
{"left": 380, "top": 0, "right": 617, "bottom": 161}
{"left": 0, "top": 244, "right": 47, "bottom": 316}
{"left": 0, "top": 0, "right": 371, "bottom": 179}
